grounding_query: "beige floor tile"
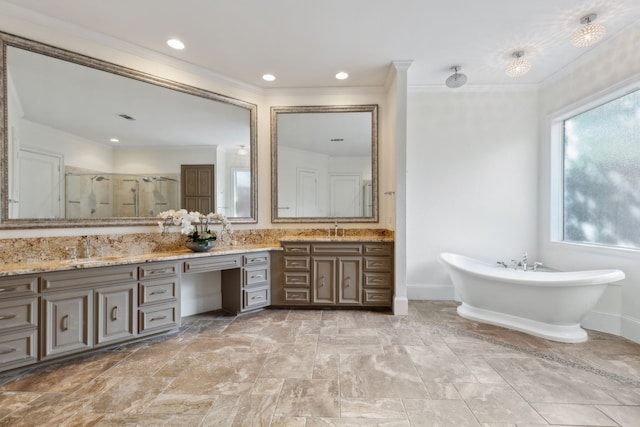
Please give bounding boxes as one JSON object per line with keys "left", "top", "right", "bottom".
{"left": 532, "top": 402, "right": 618, "bottom": 426}
{"left": 274, "top": 378, "right": 340, "bottom": 417}
{"left": 340, "top": 353, "right": 429, "bottom": 399}
{"left": 340, "top": 397, "right": 406, "bottom": 419}
{"left": 0, "top": 303, "right": 638, "bottom": 427}
{"left": 455, "top": 383, "right": 546, "bottom": 424}
{"left": 403, "top": 399, "right": 482, "bottom": 427}
{"left": 143, "top": 393, "right": 217, "bottom": 414}
{"left": 596, "top": 405, "right": 640, "bottom": 427}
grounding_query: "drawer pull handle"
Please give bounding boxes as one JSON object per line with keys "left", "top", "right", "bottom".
{"left": 250, "top": 274, "right": 264, "bottom": 279}
{"left": 0, "top": 313, "right": 17, "bottom": 320}
{"left": 370, "top": 262, "right": 383, "bottom": 267}
{"left": 149, "top": 268, "right": 173, "bottom": 275}
{"left": 289, "top": 248, "right": 305, "bottom": 252}
{"left": 151, "top": 315, "right": 167, "bottom": 321}
{"left": 0, "top": 287, "right": 17, "bottom": 293}
{"left": 319, "top": 276, "right": 325, "bottom": 287}
{"left": 0, "top": 346, "right": 16, "bottom": 355}
{"left": 61, "top": 314, "right": 69, "bottom": 331}
{"left": 150, "top": 289, "right": 168, "bottom": 295}
{"left": 111, "top": 306, "right": 119, "bottom": 321}
{"left": 251, "top": 296, "right": 263, "bottom": 300}
{"left": 249, "top": 258, "right": 263, "bottom": 263}
{"left": 344, "top": 277, "right": 351, "bottom": 288}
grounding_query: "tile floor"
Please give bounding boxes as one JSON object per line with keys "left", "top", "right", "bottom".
{"left": 0, "top": 301, "right": 639, "bottom": 426}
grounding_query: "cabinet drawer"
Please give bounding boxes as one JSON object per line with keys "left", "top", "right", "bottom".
{"left": 183, "top": 255, "right": 241, "bottom": 273}
{"left": 284, "top": 257, "right": 310, "bottom": 270}
{"left": 139, "top": 279, "right": 177, "bottom": 306}
{"left": 138, "top": 261, "right": 179, "bottom": 280}
{"left": 0, "top": 276, "right": 38, "bottom": 299}
{"left": 284, "top": 288, "right": 310, "bottom": 303}
{"left": 312, "top": 243, "right": 362, "bottom": 255}
{"left": 363, "top": 289, "right": 392, "bottom": 306}
{"left": 364, "top": 243, "right": 393, "bottom": 256}
{"left": 364, "top": 257, "right": 392, "bottom": 271}
{"left": 0, "top": 297, "right": 38, "bottom": 331}
{"left": 244, "top": 287, "right": 270, "bottom": 310}
{"left": 41, "top": 265, "right": 137, "bottom": 292}
{"left": 244, "top": 253, "right": 269, "bottom": 266}
{"left": 364, "top": 272, "right": 392, "bottom": 288}
{"left": 245, "top": 268, "right": 268, "bottom": 286}
{"left": 139, "top": 304, "right": 178, "bottom": 334}
{"left": 284, "top": 272, "right": 310, "bottom": 287}
{"left": 283, "top": 244, "right": 310, "bottom": 255}
{"left": 0, "top": 329, "right": 37, "bottom": 370}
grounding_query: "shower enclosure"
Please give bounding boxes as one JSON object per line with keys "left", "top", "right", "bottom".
{"left": 65, "top": 173, "right": 180, "bottom": 218}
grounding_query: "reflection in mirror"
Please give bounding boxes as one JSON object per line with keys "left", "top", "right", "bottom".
{"left": 1, "top": 33, "right": 257, "bottom": 227}
{"left": 271, "top": 105, "right": 378, "bottom": 223}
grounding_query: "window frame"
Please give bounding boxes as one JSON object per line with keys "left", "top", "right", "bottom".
{"left": 549, "top": 78, "right": 640, "bottom": 253}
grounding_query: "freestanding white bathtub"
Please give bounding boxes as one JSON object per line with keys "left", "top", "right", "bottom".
{"left": 439, "top": 252, "right": 625, "bottom": 343}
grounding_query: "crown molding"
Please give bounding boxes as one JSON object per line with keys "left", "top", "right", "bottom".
{"left": 409, "top": 83, "right": 539, "bottom": 93}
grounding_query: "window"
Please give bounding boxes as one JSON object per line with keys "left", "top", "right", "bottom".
{"left": 561, "top": 89, "right": 640, "bottom": 250}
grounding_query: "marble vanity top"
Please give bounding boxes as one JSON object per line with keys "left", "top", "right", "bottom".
{"left": 280, "top": 235, "right": 394, "bottom": 243}
{"left": 0, "top": 243, "right": 281, "bottom": 277}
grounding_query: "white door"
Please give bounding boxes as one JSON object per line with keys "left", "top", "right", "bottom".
{"left": 330, "top": 174, "right": 361, "bottom": 217}
{"left": 297, "top": 168, "right": 318, "bottom": 217}
{"left": 18, "top": 148, "right": 63, "bottom": 218}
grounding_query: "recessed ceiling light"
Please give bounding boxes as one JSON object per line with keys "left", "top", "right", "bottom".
{"left": 335, "top": 71, "right": 349, "bottom": 80}
{"left": 262, "top": 74, "right": 276, "bottom": 82}
{"left": 109, "top": 138, "right": 119, "bottom": 143}
{"left": 167, "top": 38, "right": 185, "bottom": 50}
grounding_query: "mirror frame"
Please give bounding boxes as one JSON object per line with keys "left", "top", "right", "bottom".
{"left": 0, "top": 31, "right": 258, "bottom": 228}
{"left": 271, "top": 104, "right": 379, "bottom": 223}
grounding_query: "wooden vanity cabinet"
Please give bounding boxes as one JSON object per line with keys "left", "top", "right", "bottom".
{"left": 0, "top": 275, "right": 38, "bottom": 372}
{"left": 40, "top": 265, "right": 138, "bottom": 360}
{"left": 277, "top": 241, "right": 392, "bottom": 308}
{"left": 138, "top": 261, "right": 180, "bottom": 335}
{"left": 222, "top": 252, "right": 271, "bottom": 313}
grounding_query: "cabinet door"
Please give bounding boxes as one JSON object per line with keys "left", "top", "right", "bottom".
{"left": 313, "top": 257, "right": 336, "bottom": 304}
{"left": 338, "top": 256, "right": 361, "bottom": 305}
{"left": 96, "top": 284, "right": 136, "bottom": 345}
{"left": 42, "top": 289, "right": 93, "bottom": 359}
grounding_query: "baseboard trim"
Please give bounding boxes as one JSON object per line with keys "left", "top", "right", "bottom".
{"left": 407, "top": 283, "right": 455, "bottom": 300}
{"left": 622, "top": 314, "right": 640, "bottom": 344}
{"left": 393, "top": 296, "right": 408, "bottom": 315}
{"left": 581, "top": 309, "right": 621, "bottom": 336}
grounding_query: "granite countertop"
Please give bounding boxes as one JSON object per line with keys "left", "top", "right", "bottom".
{"left": 0, "top": 243, "right": 281, "bottom": 277}
{"left": 279, "top": 235, "right": 394, "bottom": 243}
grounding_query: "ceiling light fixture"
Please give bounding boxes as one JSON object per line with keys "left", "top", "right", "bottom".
{"left": 445, "top": 66, "right": 467, "bottom": 88}
{"left": 571, "top": 13, "right": 607, "bottom": 47}
{"left": 505, "top": 51, "right": 531, "bottom": 77}
{"left": 167, "top": 38, "right": 185, "bottom": 50}
{"left": 335, "top": 71, "right": 349, "bottom": 80}
{"left": 237, "top": 145, "right": 248, "bottom": 156}
{"left": 262, "top": 73, "right": 276, "bottom": 82}
{"left": 109, "top": 138, "right": 119, "bottom": 143}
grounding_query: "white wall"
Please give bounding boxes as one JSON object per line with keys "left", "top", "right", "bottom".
{"left": 406, "top": 89, "right": 539, "bottom": 299}
{"left": 538, "top": 21, "right": 640, "bottom": 342}
{"left": 112, "top": 146, "right": 217, "bottom": 175}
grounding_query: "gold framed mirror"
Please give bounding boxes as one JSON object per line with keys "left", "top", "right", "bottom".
{"left": 271, "top": 105, "right": 378, "bottom": 223}
{"left": 1, "top": 32, "right": 257, "bottom": 228}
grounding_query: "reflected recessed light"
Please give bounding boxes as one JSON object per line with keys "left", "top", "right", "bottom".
{"left": 262, "top": 74, "right": 276, "bottom": 82}
{"left": 167, "top": 38, "right": 185, "bottom": 50}
{"left": 335, "top": 71, "right": 349, "bottom": 80}
{"left": 109, "top": 138, "right": 119, "bottom": 143}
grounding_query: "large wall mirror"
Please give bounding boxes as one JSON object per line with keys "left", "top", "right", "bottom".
{"left": 271, "top": 105, "right": 378, "bottom": 223}
{"left": 1, "top": 32, "right": 257, "bottom": 228}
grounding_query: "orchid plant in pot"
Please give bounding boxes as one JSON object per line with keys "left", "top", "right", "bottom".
{"left": 158, "top": 209, "right": 221, "bottom": 252}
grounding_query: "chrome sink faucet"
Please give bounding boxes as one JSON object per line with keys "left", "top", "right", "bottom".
{"left": 85, "top": 236, "right": 92, "bottom": 258}
{"left": 334, "top": 221, "right": 338, "bottom": 237}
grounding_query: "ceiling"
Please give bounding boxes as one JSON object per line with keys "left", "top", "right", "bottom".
{"left": 2, "top": 0, "right": 640, "bottom": 89}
